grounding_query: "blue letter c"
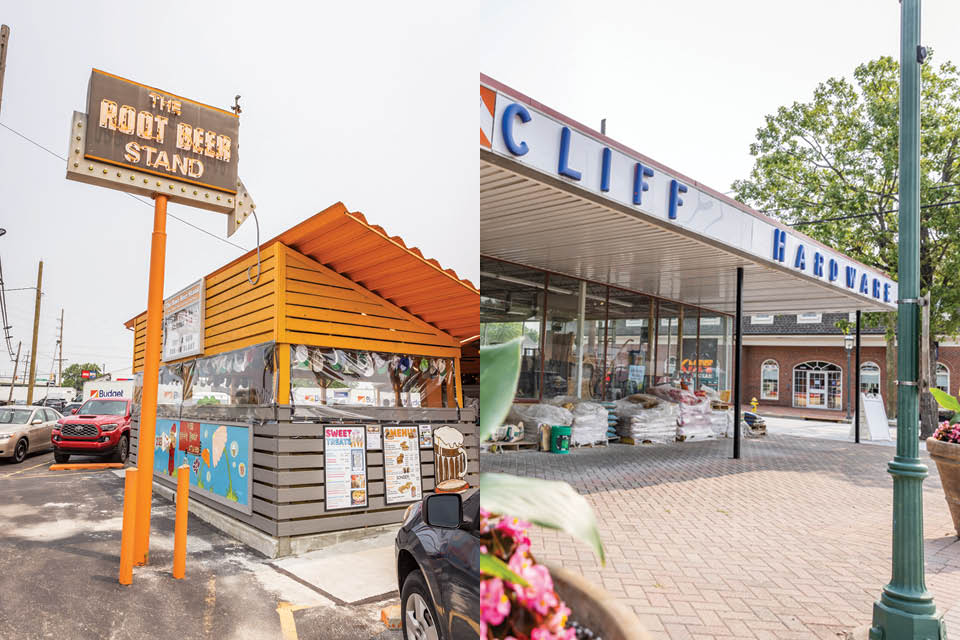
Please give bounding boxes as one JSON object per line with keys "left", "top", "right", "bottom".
{"left": 502, "top": 103, "right": 531, "bottom": 156}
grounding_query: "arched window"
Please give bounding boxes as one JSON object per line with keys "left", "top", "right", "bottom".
{"left": 936, "top": 363, "right": 950, "bottom": 394}
{"left": 860, "top": 362, "right": 881, "bottom": 395}
{"left": 793, "top": 361, "right": 842, "bottom": 410}
{"left": 761, "top": 359, "right": 779, "bottom": 400}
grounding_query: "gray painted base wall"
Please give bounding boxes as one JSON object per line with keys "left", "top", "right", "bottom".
{"left": 130, "top": 405, "right": 478, "bottom": 556}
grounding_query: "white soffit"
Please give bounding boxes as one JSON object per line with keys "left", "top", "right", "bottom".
{"left": 481, "top": 158, "right": 893, "bottom": 316}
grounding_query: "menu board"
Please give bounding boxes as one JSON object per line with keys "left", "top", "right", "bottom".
{"left": 418, "top": 424, "right": 433, "bottom": 449}
{"left": 324, "top": 425, "right": 368, "bottom": 511}
{"left": 162, "top": 279, "right": 205, "bottom": 361}
{"left": 383, "top": 426, "right": 422, "bottom": 505}
{"left": 366, "top": 425, "right": 382, "bottom": 450}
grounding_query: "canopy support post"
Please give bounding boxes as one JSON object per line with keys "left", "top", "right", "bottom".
{"left": 733, "top": 267, "right": 743, "bottom": 459}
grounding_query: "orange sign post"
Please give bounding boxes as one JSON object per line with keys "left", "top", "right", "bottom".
{"left": 133, "top": 193, "right": 168, "bottom": 565}
{"left": 66, "top": 69, "right": 254, "bottom": 582}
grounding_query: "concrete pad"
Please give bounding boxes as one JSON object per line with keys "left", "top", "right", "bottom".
{"left": 271, "top": 530, "right": 398, "bottom": 604}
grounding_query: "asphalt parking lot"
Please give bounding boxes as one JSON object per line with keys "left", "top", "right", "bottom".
{"left": 0, "top": 449, "right": 401, "bottom": 640}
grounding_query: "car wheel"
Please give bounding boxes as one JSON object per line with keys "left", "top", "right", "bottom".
{"left": 53, "top": 451, "right": 70, "bottom": 464}
{"left": 12, "top": 438, "right": 28, "bottom": 463}
{"left": 401, "top": 570, "right": 441, "bottom": 640}
{"left": 113, "top": 435, "right": 129, "bottom": 463}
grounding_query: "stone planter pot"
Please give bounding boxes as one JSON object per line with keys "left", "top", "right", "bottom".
{"left": 926, "top": 437, "right": 960, "bottom": 535}
{"left": 547, "top": 564, "right": 652, "bottom": 640}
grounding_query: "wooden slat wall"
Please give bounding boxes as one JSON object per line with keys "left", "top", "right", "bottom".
{"left": 130, "top": 245, "right": 280, "bottom": 373}
{"left": 131, "top": 415, "right": 479, "bottom": 539}
{"left": 279, "top": 244, "right": 461, "bottom": 358}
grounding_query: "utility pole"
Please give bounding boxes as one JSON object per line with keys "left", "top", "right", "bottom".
{"left": 26, "top": 261, "right": 42, "bottom": 406}
{"left": 869, "top": 1, "right": 945, "bottom": 637}
{"left": 57, "top": 309, "right": 64, "bottom": 385}
{"left": 7, "top": 341, "right": 20, "bottom": 403}
{"left": 0, "top": 25, "right": 9, "bottom": 115}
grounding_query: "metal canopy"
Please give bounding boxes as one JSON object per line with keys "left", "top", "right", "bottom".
{"left": 481, "top": 156, "right": 892, "bottom": 316}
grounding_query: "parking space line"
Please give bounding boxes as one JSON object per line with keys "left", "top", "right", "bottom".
{"left": 276, "top": 602, "right": 311, "bottom": 640}
{"left": 2, "top": 460, "right": 52, "bottom": 478}
{"left": 203, "top": 576, "right": 216, "bottom": 637}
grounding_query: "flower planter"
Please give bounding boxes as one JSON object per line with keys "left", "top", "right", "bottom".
{"left": 926, "top": 437, "right": 960, "bottom": 536}
{"left": 546, "top": 564, "right": 653, "bottom": 640}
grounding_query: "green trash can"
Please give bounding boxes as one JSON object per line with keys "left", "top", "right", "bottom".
{"left": 550, "top": 425, "right": 571, "bottom": 454}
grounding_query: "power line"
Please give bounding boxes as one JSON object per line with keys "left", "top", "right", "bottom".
{"left": 0, "top": 121, "right": 251, "bottom": 252}
{"left": 788, "top": 199, "right": 960, "bottom": 228}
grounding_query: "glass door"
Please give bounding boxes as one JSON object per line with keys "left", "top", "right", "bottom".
{"left": 807, "top": 371, "right": 826, "bottom": 408}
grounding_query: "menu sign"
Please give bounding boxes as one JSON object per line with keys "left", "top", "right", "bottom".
{"left": 366, "top": 425, "right": 382, "bottom": 450}
{"left": 383, "top": 426, "right": 422, "bottom": 505}
{"left": 324, "top": 426, "right": 367, "bottom": 511}
{"left": 177, "top": 420, "right": 202, "bottom": 455}
{"left": 162, "top": 278, "right": 205, "bottom": 361}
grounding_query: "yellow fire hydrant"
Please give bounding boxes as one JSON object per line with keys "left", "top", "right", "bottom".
{"left": 750, "top": 397, "right": 759, "bottom": 412}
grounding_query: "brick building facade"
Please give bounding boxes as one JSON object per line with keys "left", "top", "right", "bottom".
{"left": 742, "top": 312, "right": 959, "bottom": 415}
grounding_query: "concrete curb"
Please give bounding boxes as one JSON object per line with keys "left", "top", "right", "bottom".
{"left": 150, "top": 478, "right": 401, "bottom": 558}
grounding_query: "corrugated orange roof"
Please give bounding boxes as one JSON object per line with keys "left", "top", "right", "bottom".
{"left": 125, "top": 202, "right": 478, "bottom": 341}
{"left": 277, "top": 203, "right": 478, "bottom": 342}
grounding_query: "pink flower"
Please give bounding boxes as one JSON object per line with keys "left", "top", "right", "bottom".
{"left": 481, "top": 578, "right": 511, "bottom": 626}
{"left": 508, "top": 551, "right": 559, "bottom": 615}
{"left": 496, "top": 516, "right": 532, "bottom": 546}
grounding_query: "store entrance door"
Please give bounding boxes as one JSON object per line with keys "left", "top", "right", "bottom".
{"left": 793, "top": 361, "right": 842, "bottom": 410}
{"left": 807, "top": 371, "right": 827, "bottom": 408}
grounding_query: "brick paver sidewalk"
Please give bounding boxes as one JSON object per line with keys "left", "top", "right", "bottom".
{"left": 482, "top": 435, "right": 960, "bottom": 639}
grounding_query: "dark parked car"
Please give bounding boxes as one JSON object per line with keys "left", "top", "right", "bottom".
{"left": 38, "top": 397, "right": 68, "bottom": 413}
{"left": 395, "top": 489, "right": 479, "bottom": 640}
{"left": 62, "top": 402, "right": 84, "bottom": 415}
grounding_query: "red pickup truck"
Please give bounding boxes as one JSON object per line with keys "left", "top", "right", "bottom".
{"left": 52, "top": 398, "right": 132, "bottom": 463}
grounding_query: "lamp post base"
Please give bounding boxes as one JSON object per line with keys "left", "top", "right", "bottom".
{"left": 869, "top": 599, "right": 945, "bottom": 640}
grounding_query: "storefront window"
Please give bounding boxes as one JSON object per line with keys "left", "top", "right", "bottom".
{"left": 656, "top": 302, "right": 680, "bottom": 383}
{"left": 793, "top": 361, "right": 841, "bottom": 409}
{"left": 604, "top": 288, "right": 655, "bottom": 400}
{"left": 188, "top": 342, "right": 276, "bottom": 406}
{"left": 157, "top": 365, "right": 184, "bottom": 406}
{"left": 761, "top": 360, "right": 779, "bottom": 400}
{"left": 936, "top": 363, "right": 950, "bottom": 394}
{"left": 480, "top": 258, "right": 544, "bottom": 399}
{"left": 697, "top": 313, "right": 729, "bottom": 393}
{"left": 290, "top": 346, "right": 453, "bottom": 408}
{"left": 860, "top": 362, "right": 881, "bottom": 395}
{"left": 542, "top": 274, "right": 582, "bottom": 401}
{"left": 679, "top": 307, "right": 699, "bottom": 390}
{"left": 579, "top": 283, "right": 608, "bottom": 402}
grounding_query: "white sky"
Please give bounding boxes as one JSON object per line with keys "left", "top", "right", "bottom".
{"left": 4, "top": 1, "right": 960, "bottom": 383}
{"left": 479, "top": 0, "right": 960, "bottom": 200}
{"left": 0, "top": 1, "right": 480, "bottom": 381}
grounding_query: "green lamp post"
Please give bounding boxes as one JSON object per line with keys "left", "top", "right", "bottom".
{"left": 869, "top": 1, "right": 945, "bottom": 638}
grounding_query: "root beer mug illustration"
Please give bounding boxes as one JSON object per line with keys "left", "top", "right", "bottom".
{"left": 434, "top": 426, "right": 467, "bottom": 485}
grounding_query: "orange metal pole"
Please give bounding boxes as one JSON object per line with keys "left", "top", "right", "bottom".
{"left": 172, "top": 464, "right": 189, "bottom": 579}
{"left": 118, "top": 468, "right": 138, "bottom": 585}
{"left": 134, "top": 194, "right": 168, "bottom": 565}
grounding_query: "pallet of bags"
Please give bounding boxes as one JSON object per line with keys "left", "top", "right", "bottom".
{"left": 546, "top": 395, "right": 608, "bottom": 445}
{"left": 708, "top": 409, "right": 732, "bottom": 437}
{"left": 506, "top": 403, "right": 573, "bottom": 442}
{"left": 614, "top": 394, "right": 679, "bottom": 443}
{"left": 677, "top": 397, "right": 716, "bottom": 441}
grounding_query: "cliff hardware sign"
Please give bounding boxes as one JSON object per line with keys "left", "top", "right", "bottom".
{"left": 481, "top": 83, "right": 898, "bottom": 309}
{"left": 85, "top": 69, "right": 238, "bottom": 194}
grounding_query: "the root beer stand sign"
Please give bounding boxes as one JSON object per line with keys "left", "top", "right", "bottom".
{"left": 66, "top": 68, "right": 255, "bottom": 572}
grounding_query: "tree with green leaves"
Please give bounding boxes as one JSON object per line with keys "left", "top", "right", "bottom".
{"left": 62, "top": 362, "right": 102, "bottom": 393}
{"left": 733, "top": 53, "right": 960, "bottom": 437}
